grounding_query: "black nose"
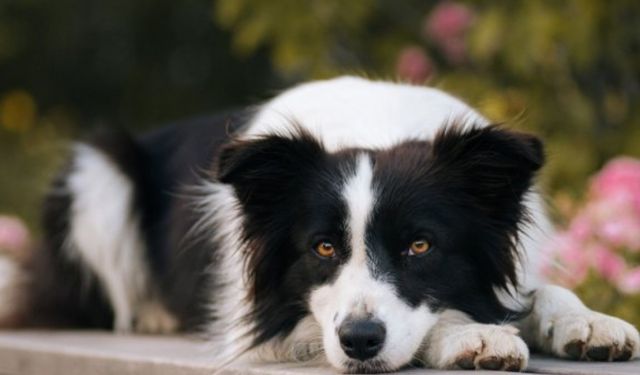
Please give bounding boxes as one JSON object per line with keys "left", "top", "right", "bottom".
{"left": 338, "top": 319, "right": 386, "bottom": 361}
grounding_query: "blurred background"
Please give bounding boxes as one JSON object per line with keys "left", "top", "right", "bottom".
{"left": 0, "top": 1, "right": 639, "bottom": 326}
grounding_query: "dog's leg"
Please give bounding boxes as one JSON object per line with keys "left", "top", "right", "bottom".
{"left": 247, "top": 316, "right": 326, "bottom": 364}
{"left": 519, "top": 284, "right": 639, "bottom": 361}
{"left": 420, "top": 310, "right": 529, "bottom": 371}
{"left": 134, "top": 300, "right": 179, "bottom": 334}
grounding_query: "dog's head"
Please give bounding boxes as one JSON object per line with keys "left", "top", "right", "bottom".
{"left": 216, "top": 124, "right": 543, "bottom": 372}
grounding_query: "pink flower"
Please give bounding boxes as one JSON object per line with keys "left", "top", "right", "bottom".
{"left": 396, "top": 46, "right": 435, "bottom": 84}
{"left": 542, "top": 232, "right": 589, "bottom": 287}
{"left": 590, "top": 157, "right": 640, "bottom": 215}
{"left": 566, "top": 213, "right": 593, "bottom": 242}
{"left": 0, "top": 215, "right": 30, "bottom": 254}
{"left": 591, "top": 245, "right": 626, "bottom": 282}
{"left": 584, "top": 165, "right": 640, "bottom": 251}
{"left": 543, "top": 157, "right": 640, "bottom": 291}
{"left": 598, "top": 215, "right": 640, "bottom": 250}
{"left": 425, "top": 1, "right": 474, "bottom": 43}
{"left": 424, "top": 1, "right": 475, "bottom": 64}
{"left": 618, "top": 267, "right": 640, "bottom": 294}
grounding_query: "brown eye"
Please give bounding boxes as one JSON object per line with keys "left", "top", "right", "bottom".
{"left": 314, "top": 241, "right": 336, "bottom": 258}
{"left": 409, "top": 239, "right": 431, "bottom": 256}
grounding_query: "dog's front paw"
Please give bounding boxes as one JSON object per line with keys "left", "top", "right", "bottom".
{"left": 425, "top": 324, "right": 529, "bottom": 371}
{"left": 289, "top": 341, "right": 324, "bottom": 362}
{"left": 544, "top": 311, "right": 639, "bottom": 361}
{"left": 134, "top": 301, "right": 178, "bottom": 334}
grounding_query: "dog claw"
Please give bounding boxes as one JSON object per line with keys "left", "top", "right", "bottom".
{"left": 455, "top": 353, "right": 476, "bottom": 369}
{"left": 505, "top": 362, "right": 522, "bottom": 371}
{"left": 613, "top": 349, "right": 632, "bottom": 361}
{"left": 504, "top": 356, "right": 523, "bottom": 371}
{"left": 564, "top": 340, "right": 585, "bottom": 359}
{"left": 479, "top": 356, "right": 503, "bottom": 370}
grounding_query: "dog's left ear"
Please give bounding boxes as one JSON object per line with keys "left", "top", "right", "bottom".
{"left": 430, "top": 125, "right": 544, "bottom": 290}
{"left": 431, "top": 125, "right": 544, "bottom": 209}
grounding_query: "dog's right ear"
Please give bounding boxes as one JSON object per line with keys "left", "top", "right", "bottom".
{"left": 216, "top": 131, "right": 326, "bottom": 206}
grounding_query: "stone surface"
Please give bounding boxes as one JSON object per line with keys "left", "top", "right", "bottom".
{"left": 0, "top": 331, "right": 638, "bottom": 375}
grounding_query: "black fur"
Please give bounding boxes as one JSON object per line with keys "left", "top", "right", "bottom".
{"left": 136, "top": 111, "right": 250, "bottom": 329}
{"left": 368, "top": 124, "right": 543, "bottom": 322}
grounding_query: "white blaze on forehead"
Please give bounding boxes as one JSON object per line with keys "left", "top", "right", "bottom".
{"left": 342, "top": 154, "right": 375, "bottom": 265}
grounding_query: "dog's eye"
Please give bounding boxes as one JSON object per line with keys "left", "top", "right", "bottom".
{"left": 408, "top": 239, "right": 431, "bottom": 256}
{"left": 313, "top": 241, "right": 336, "bottom": 258}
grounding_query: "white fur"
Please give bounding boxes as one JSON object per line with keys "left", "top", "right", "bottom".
{"left": 134, "top": 300, "right": 179, "bottom": 334}
{"left": 251, "top": 315, "right": 325, "bottom": 363}
{"left": 244, "top": 76, "right": 486, "bottom": 151}
{"left": 513, "top": 190, "right": 554, "bottom": 290}
{"left": 343, "top": 154, "right": 375, "bottom": 265}
{"left": 196, "top": 181, "right": 255, "bottom": 361}
{"left": 67, "top": 144, "right": 152, "bottom": 332}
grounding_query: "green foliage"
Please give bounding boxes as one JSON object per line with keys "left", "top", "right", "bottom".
{"left": 0, "top": 127, "right": 67, "bottom": 231}
{"left": 575, "top": 272, "right": 640, "bottom": 329}
{"left": 214, "top": 0, "right": 375, "bottom": 77}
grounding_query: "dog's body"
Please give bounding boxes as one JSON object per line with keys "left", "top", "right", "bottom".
{"left": 1, "top": 77, "right": 638, "bottom": 372}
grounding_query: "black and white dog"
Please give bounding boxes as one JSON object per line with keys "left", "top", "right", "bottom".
{"left": 1, "top": 77, "right": 638, "bottom": 372}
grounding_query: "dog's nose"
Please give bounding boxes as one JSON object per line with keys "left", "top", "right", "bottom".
{"left": 338, "top": 319, "right": 386, "bottom": 361}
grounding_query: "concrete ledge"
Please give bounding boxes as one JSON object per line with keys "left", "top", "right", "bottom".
{"left": 0, "top": 331, "right": 638, "bottom": 375}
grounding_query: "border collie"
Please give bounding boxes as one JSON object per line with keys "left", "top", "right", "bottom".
{"left": 1, "top": 76, "right": 638, "bottom": 372}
